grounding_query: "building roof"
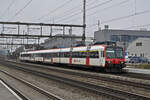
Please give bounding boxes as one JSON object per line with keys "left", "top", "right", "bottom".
{"left": 95, "top": 29, "right": 150, "bottom": 33}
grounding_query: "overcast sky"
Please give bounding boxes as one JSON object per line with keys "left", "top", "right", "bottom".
{"left": 0, "top": 0, "right": 150, "bottom": 37}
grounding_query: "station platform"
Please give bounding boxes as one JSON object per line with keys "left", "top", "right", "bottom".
{"left": 0, "top": 80, "right": 22, "bottom": 100}
{"left": 125, "top": 67, "right": 150, "bottom": 75}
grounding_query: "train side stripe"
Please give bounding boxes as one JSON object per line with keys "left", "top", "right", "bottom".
{"left": 86, "top": 52, "right": 90, "bottom": 67}
{"left": 69, "top": 52, "right": 72, "bottom": 65}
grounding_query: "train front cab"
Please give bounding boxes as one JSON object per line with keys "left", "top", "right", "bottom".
{"left": 104, "top": 46, "right": 126, "bottom": 72}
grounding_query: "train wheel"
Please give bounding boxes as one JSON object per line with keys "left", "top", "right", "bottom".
{"left": 105, "top": 68, "right": 111, "bottom": 73}
{"left": 112, "top": 68, "right": 122, "bottom": 73}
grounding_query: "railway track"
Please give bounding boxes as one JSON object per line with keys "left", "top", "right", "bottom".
{"left": 1, "top": 60, "right": 150, "bottom": 100}
{"left": 118, "top": 72, "right": 150, "bottom": 80}
{"left": 7, "top": 60, "right": 150, "bottom": 90}
{"left": 0, "top": 78, "right": 29, "bottom": 100}
{"left": 0, "top": 70, "right": 64, "bottom": 100}
{"left": 14, "top": 60, "right": 150, "bottom": 80}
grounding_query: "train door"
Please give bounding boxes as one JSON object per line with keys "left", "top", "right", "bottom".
{"left": 99, "top": 49, "right": 105, "bottom": 66}
{"left": 59, "top": 52, "right": 61, "bottom": 64}
{"left": 89, "top": 49, "right": 100, "bottom": 67}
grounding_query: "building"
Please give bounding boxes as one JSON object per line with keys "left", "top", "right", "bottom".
{"left": 41, "top": 34, "right": 82, "bottom": 49}
{"left": 127, "top": 38, "right": 150, "bottom": 58}
{"left": 0, "top": 49, "right": 8, "bottom": 57}
{"left": 94, "top": 26, "right": 150, "bottom": 49}
{"left": 41, "top": 34, "right": 93, "bottom": 49}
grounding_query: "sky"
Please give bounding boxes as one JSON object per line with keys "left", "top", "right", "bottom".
{"left": 0, "top": 0, "right": 150, "bottom": 51}
{"left": 0, "top": 0, "right": 150, "bottom": 37}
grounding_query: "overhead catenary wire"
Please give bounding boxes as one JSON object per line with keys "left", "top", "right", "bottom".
{"left": 37, "top": 0, "right": 73, "bottom": 21}
{"left": 55, "top": 0, "right": 113, "bottom": 23}
{"left": 87, "top": 8, "right": 150, "bottom": 28}
{"left": 8, "top": 0, "right": 33, "bottom": 21}
{"left": 88, "top": 0, "right": 130, "bottom": 17}
{"left": 87, "top": 0, "right": 113, "bottom": 11}
{"left": 102, "top": 9, "right": 150, "bottom": 24}
{"left": 43, "top": 4, "right": 82, "bottom": 22}
{"left": 87, "top": 0, "right": 99, "bottom": 5}
{"left": 63, "top": 0, "right": 130, "bottom": 23}
{"left": 42, "top": 0, "right": 100, "bottom": 22}
{"left": 56, "top": 0, "right": 113, "bottom": 22}
{"left": 0, "top": 0, "right": 16, "bottom": 19}
{"left": 123, "top": 23, "right": 150, "bottom": 29}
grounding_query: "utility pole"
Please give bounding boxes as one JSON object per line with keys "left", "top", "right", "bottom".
{"left": 82, "top": 0, "right": 86, "bottom": 45}
{"left": 50, "top": 26, "right": 52, "bottom": 36}
{"left": 98, "top": 20, "right": 101, "bottom": 31}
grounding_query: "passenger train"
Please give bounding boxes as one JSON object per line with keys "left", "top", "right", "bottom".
{"left": 19, "top": 45, "right": 126, "bottom": 72}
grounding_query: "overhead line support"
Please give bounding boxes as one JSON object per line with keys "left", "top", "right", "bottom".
{"left": 0, "top": 21, "right": 84, "bottom": 27}
{"left": 82, "top": 0, "right": 86, "bottom": 44}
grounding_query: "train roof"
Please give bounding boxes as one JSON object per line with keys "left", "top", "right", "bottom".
{"left": 21, "top": 48, "right": 61, "bottom": 54}
{"left": 20, "top": 45, "right": 105, "bottom": 54}
{"left": 72, "top": 46, "right": 87, "bottom": 52}
{"left": 90, "top": 45, "right": 105, "bottom": 50}
{"left": 60, "top": 48, "right": 70, "bottom": 52}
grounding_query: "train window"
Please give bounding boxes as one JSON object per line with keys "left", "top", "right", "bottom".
{"left": 34, "top": 54, "right": 37, "bottom": 57}
{"left": 52, "top": 53, "right": 55, "bottom": 57}
{"left": 78, "top": 52, "right": 82, "bottom": 58}
{"left": 34, "top": 54, "right": 38, "bottom": 57}
{"left": 42, "top": 53, "right": 47, "bottom": 58}
{"left": 72, "top": 51, "right": 87, "bottom": 58}
{"left": 48, "top": 53, "right": 51, "bottom": 58}
{"left": 64, "top": 52, "right": 70, "bottom": 57}
{"left": 51, "top": 53, "right": 54, "bottom": 57}
{"left": 23, "top": 54, "right": 31, "bottom": 57}
{"left": 67, "top": 52, "right": 70, "bottom": 57}
{"left": 90, "top": 51, "right": 99, "bottom": 58}
{"left": 42, "top": 53, "right": 46, "bottom": 58}
{"left": 72, "top": 52, "right": 74, "bottom": 57}
{"left": 60, "top": 52, "right": 69, "bottom": 57}
{"left": 41, "top": 53, "right": 45, "bottom": 57}
{"left": 31, "top": 54, "right": 34, "bottom": 58}
{"left": 53, "top": 53, "right": 58, "bottom": 57}
{"left": 38, "top": 54, "right": 40, "bottom": 57}
{"left": 72, "top": 52, "right": 78, "bottom": 58}
{"left": 37, "top": 54, "right": 40, "bottom": 57}
{"left": 44, "top": 53, "right": 52, "bottom": 59}
{"left": 39, "top": 53, "right": 43, "bottom": 57}
{"left": 56, "top": 53, "right": 59, "bottom": 57}
{"left": 81, "top": 52, "right": 87, "bottom": 58}
{"left": 60, "top": 52, "right": 64, "bottom": 57}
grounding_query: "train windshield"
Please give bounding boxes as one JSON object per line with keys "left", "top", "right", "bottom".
{"left": 106, "top": 47, "right": 123, "bottom": 59}
{"left": 115, "top": 47, "right": 124, "bottom": 58}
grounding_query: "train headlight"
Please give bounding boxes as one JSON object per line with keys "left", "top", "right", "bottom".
{"left": 108, "top": 61, "right": 111, "bottom": 64}
{"left": 120, "top": 61, "right": 124, "bottom": 64}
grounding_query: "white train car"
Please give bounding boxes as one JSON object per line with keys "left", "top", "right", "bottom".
{"left": 20, "top": 45, "right": 126, "bottom": 72}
